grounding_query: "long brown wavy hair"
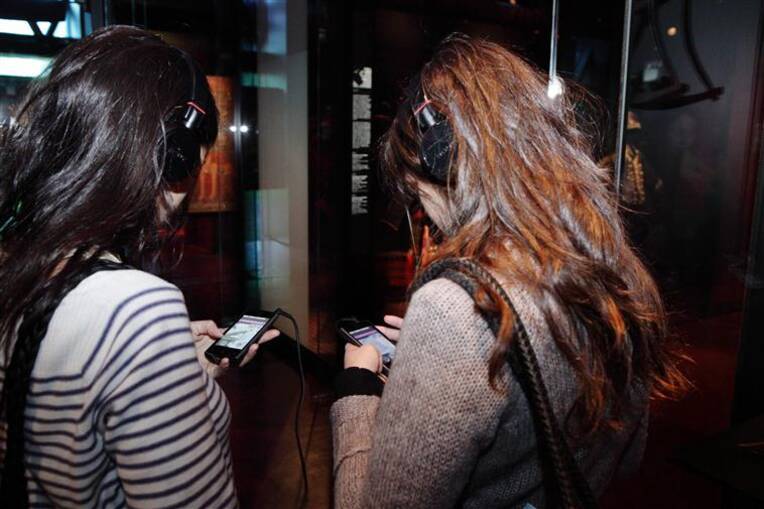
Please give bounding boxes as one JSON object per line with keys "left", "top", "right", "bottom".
{"left": 382, "top": 34, "right": 688, "bottom": 435}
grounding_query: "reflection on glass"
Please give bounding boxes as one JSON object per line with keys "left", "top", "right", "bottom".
{"left": 247, "top": 0, "right": 309, "bottom": 344}
{"left": 610, "top": 0, "right": 764, "bottom": 506}
{"left": 0, "top": 1, "right": 86, "bottom": 122}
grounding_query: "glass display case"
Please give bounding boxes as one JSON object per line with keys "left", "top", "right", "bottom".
{"left": 102, "top": 0, "right": 313, "bottom": 355}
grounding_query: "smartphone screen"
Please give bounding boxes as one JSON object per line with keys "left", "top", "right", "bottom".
{"left": 205, "top": 312, "right": 276, "bottom": 365}
{"left": 347, "top": 325, "right": 396, "bottom": 365}
{"left": 215, "top": 315, "right": 270, "bottom": 350}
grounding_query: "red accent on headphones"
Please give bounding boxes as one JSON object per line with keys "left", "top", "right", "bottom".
{"left": 413, "top": 98, "right": 432, "bottom": 115}
{"left": 187, "top": 101, "right": 206, "bottom": 115}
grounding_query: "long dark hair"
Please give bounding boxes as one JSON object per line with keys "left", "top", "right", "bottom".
{"left": 383, "top": 35, "right": 688, "bottom": 435}
{"left": 0, "top": 25, "right": 218, "bottom": 502}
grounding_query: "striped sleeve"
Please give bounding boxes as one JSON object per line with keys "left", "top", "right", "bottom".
{"left": 96, "top": 287, "right": 237, "bottom": 508}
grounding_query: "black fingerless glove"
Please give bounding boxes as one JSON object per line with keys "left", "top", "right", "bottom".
{"left": 334, "top": 367, "right": 384, "bottom": 399}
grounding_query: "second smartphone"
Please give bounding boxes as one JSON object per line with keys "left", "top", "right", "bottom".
{"left": 338, "top": 320, "right": 396, "bottom": 377}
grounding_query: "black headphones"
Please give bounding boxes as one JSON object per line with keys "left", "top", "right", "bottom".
{"left": 162, "top": 50, "right": 209, "bottom": 185}
{"left": 407, "top": 74, "right": 455, "bottom": 185}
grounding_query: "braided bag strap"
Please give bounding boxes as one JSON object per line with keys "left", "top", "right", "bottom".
{"left": 0, "top": 258, "right": 129, "bottom": 507}
{"left": 409, "top": 257, "right": 597, "bottom": 509}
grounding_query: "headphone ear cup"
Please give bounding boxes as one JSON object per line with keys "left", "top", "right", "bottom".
{"left": 163, "top": 129, "right": 201, "bottom": 184}
{"left": 420, "top": 120, "right": 454, "bottom": 184}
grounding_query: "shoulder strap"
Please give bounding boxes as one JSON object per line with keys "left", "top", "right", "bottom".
{"left": 409, "top": 257, "right": 597, "bottom": 509}
{"left": 0, "top": 258, "right": 131, "bottom": 507}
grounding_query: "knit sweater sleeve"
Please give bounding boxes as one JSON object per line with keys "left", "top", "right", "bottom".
{"left": 330, "top": 278, "right": 511, "bottom": 509}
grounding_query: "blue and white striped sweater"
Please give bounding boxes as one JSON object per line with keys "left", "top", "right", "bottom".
{"left": 0, "top": 269, "right": 236, "bottom": 508}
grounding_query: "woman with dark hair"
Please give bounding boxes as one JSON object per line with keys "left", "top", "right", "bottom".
{"left": 0, "top": 26, "right": 275, "bottom": 507}
{"left": 331, "top": 35, "right": 688, "bottom": 508}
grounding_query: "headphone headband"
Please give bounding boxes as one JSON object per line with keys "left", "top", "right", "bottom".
{"left": 177, "top": 50, "right": 207, "bottom": 131}
{"left": 183, "top": 101, "right": 206, "bottom": 130}
{"left": 413, "top": 96, "right": 440, "bottom": 131}
{"left": 162, "top": 50, "right": 209, "bottom": 185}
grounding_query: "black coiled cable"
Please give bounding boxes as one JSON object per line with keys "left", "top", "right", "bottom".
{"left": 275, "top": 308, "right": 310, "bottom": 504}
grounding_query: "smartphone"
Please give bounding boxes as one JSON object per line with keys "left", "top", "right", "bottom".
{"left": 338, "top": 320, "right": 396, "bottom": 377}
{"left": 204, "top": 311, "right": 278, "bottom": 366}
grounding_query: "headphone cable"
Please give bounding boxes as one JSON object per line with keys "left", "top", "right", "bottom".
{"left": 275, "top": 308, "right": 309, "bottom": 502}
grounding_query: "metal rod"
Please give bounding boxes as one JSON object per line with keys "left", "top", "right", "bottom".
{"left": 548, "top": 0, "right": 560, "bottom": 81}
{"left": 614, "top": 0, "right": 634, "bottom": 201}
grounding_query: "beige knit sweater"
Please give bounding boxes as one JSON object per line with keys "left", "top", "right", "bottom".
{"left": 331, "top": 278, "right": 648, "bottom": 508}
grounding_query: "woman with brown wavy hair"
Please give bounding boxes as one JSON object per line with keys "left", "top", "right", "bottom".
{"left": 330, "top": 34, "right": 687, "bottom": 508}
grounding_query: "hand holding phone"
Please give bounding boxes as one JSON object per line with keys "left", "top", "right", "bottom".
{"left": 205, "top": 311, "right": 280, "bottom": 367}
{"left": 192, "top": 320, "right": 280, "bottom": 378}
{"left": 344, "top": 343, "right": 383, "bottom": 372}
{"left": 338, "top": 320, "right": 397, "bottom": 377}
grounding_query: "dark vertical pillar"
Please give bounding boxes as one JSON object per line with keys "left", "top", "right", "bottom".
{"left": 733, "top": 7, "right": 764, "bottom": 426}
{"left": 87, "top": 0, "right": 106, "bottom": 30}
